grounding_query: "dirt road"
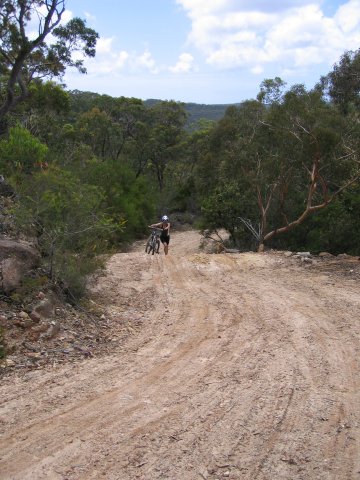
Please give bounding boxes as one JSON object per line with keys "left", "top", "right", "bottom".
{"left": 1, "top": 230, "right": 360, "bottom": 479}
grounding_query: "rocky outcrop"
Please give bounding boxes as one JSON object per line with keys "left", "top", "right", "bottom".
{"left": 0, "top": 238, "right": 40, "bottom": 294}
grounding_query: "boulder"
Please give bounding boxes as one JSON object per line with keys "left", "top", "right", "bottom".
{"left": 31, "top": 298, "right": 55, "bottom": 320}
{"left": 0, "top": 239, "right": 40, "bottom": 294}
{"left": 40, "top": 321, "right": 60, "bottom": 340}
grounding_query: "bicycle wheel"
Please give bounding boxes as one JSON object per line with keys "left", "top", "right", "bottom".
{"left": 147, "top": 239, "right": 155, "bottom": 254}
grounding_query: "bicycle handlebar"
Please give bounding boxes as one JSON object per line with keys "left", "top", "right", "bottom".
{"left": 149, "top": 227, "right": 162, "bottom": 233}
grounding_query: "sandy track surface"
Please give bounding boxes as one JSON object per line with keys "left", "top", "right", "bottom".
{"left": 1, "top": 230, "right": 360, "bottom": 479}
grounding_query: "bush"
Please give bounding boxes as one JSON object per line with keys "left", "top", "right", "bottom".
{"left": 55, "top": 253, "right": 104, "bottom": 303}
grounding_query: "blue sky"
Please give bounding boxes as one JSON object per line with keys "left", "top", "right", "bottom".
{"left": 60, "top": 0, "right": 360, "bottom": 104}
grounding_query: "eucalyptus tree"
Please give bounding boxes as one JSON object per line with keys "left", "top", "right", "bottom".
{"left": 168, "top": 119, "right": 216, "bottom": 213}
{"left": 256, "top": 84, "right": 360, "bottom": 250}
{"left": 196, "top": 100, "right": 267, "bottom": 243}
{"left": 199, "top": 82, "right": 360, "bottom": 251}
{"left": 146, "top": 100, "right": 188, "bottom": 191}
{"left": 0, "top": 0, "right": 98, "bottom": 120}
{"left": 320, "top": 48, "right": 360, "bottom": 114}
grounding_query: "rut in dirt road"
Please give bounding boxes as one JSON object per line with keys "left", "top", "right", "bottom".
{"left": 1, "top": 230, "right": 360, "bottom": 479}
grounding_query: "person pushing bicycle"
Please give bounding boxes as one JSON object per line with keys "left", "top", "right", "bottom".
{"left": 149, "top": 215, "right": 170, "bottom": 255}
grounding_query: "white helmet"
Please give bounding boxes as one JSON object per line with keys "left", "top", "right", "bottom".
{"left": 161, "top": 215, "right": 169, "bottom": 222}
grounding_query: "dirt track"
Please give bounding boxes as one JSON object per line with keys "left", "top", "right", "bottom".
{"left": 1, "top": 230, "right": 360, "bottom": 479}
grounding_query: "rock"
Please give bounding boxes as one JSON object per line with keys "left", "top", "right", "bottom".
{"left": 26, "top": 352, "right": 41, "bottom": 358}
{"left": 29, "top": 311, "right": 41, "bottom": 323}
{"left": 40, "top": 321, "right": 60, "bottom": 340}
{"left": 284, "top": 251, "right": 293, "bottom": 257}
{"left": 295, "top": 252, "right": 311, "bottom": 257}
{"left": 31, "top": 297, "right": 57, "bottom": 321}
{"left": 0, "top": 239, "right": 40, "bottom": 294}
{"left": 14, "top": 316, "right": 33, "bottom": 328}
{"left": 23, "top": 342, "right": 38, "bottom": 352}
{"left": 301, "top": 257, "right": 313, "bottom": 263}
{"left": 319, "top": 252, "right": 333, "bottom": 257}
{"left": 19, "top": 311, "right": 30, "bottom": 319}
{"left": 31, "top": 322, "right": 50, "bottom": 335}
{"left": 31, "top": 322, "right": 49, "bottom": 341}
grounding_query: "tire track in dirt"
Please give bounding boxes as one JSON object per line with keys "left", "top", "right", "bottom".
{"left": 1, "top": 230, "right": 360, "bottom": 479}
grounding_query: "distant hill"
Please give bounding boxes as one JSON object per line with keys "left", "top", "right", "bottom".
{"left": 68, "top": 91, "right": 237, "bottom": 126}
{"left": 145, "top": 99, "right": 239, "bottom": 126}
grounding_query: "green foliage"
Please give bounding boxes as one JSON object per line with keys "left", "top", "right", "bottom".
{"left": 0, "top": 125, "right": 48, "bottom": 176}
{"left": 56, "top": 253, "right": 104, "bottom": 302}
{"left": 320, "top": 48, "right": 360, "bottom": 113}
{"left": 200, "top": 182, "right": 257, "bottom": 248}
{"left": 28, "top": 81, "right": 70, "bottom": 114}
{"left": 14, "top": 165, "right": 119, "bottom": 250}
{"left": 257, "top": 77, "right": 287, "bottom": 104}
{"left": 194, "top": 78, "right": 360, "bottom": 251}
{"left": 144, "top": 99, "right": 235, "bottom": 128}
{"left": 279, "top": 187, "right": 360, "bottom": 255}
{"left": 0, "top": 1, "right": 98, "bottom": 119}
{"left": 84, "top": 159, "right": 156, "bottom": 242}
{"left": 11, "top": 165, "right": 123, "bottom": 300}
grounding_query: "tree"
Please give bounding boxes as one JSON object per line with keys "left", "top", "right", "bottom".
{"left": 13, "top": 165, "right": 122, "bottom": 298}
{"left": 257, "top": 77, "right": 287, "bottom": 105}
{"left": 198, "top": 85, "right": 360, "bottom": 252}
{"left": 147, "top": 101, "right": 187, "bottom": 191}
{"left": 0, "top": 0, "right": 98, "bottom": 119}
{"left": 257, "top": 86, "right": 360, "bottom": 250}
{"left": 319, "top": 49, "right": 360, "bottom": 114}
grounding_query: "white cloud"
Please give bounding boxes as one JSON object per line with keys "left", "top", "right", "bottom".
{"left": 96, "top": 37, "right": 115, "bottom": 55}
{"left": 116, "top": 51, "right": 129, "bottom": 68}
{"left": 177, "top": 0, "right": 360, "bottom": 75}
{"left": 134, "top": 49, "right": 158, "bottom": 74}
{"left": 176, "top": 0, "right": 230, "bottom": 16}
{"left": 251, "top": 65, "right": 264, "bottom": 75}
{"left": 60, "top": 9, "right": 73, "bottom": 24}
{"left": 84, "top": 11, "right": 97, "bottom": 23}
{"left": 335, "top": 0, "right": 360, "bottom": 33}
{"left": 169, "top": 53, "right": 195, "bottom": 73}
{"left": 84, "top": 44, "right": 159, "bottom": 75}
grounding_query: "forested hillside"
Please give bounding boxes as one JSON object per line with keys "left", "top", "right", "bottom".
{"left": 1, "top": 0, "right": 360, "bottom": 308}
{"left": 70, "top": 94, "right": 234, "bottom": 127}
{"left": 145, "top": 99, "right": 236, "bottom": 125}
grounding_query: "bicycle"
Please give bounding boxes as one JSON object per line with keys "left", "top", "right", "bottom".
{"left": 145, "top": 228, "right": 161, "bottom": 255}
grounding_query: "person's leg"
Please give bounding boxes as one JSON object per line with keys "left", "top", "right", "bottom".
{"left": 160, "top": 233, "right": 169, "bottom": 255}
{"left": 164, "top": 235, "right": 170, "bottom": 255}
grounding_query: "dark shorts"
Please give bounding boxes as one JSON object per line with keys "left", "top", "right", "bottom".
{"left": 160, "top": 231, "right": 170, "bottom": 245}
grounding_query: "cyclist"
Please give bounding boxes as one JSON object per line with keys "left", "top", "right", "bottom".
{"left": 149, "top": 215, "right": 170, "bottom": 255}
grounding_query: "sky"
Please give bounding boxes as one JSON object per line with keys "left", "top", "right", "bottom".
{"left": 59, "top": 0, "right": 360, "bottom": 104}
